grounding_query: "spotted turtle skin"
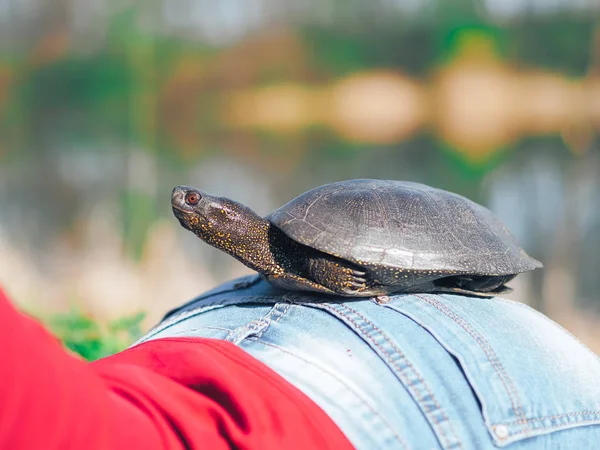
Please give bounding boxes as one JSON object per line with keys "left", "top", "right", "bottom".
{"left": 172, "top": 180, "right": 542, "bottom": 297}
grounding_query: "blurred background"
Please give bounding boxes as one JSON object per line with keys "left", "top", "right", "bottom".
{"left": 0, "top": 0, "right": 599, "bottom": 356}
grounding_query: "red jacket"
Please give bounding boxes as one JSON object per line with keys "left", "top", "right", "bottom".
{"left": 0, "top": 287, "right": 353, "bottom": 449}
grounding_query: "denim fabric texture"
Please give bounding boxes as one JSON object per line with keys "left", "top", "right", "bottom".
{"left": 136, "top": 275, "right": 600, "bottom": 449}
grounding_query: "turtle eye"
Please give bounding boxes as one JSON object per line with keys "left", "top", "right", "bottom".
{"left": 185, "top": 191, "right": 201, "bottom": 206}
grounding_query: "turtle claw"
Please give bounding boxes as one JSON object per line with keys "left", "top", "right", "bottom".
{"left": 340, "top": 284, "right": 366, "bottom": 295}
{"left": 339, "top": 270, "right": 368, "bottom": 295}
{"left": 350, "top": 270, "right": 367, "bottom": 283}
{"left": 307, "top": 257, "right": 369, "bottom": 296}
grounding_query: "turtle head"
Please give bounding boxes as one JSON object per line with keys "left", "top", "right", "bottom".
{"left": 171, "top": 185, "right": 267, "bottom": 248}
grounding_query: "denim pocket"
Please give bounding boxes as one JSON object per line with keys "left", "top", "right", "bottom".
{"left": 383, "top": 294, "right": 600, "bottom": 446}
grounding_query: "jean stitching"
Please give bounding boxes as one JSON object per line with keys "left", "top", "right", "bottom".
{"left": 168, "top": 326, "right": 232, "bottom": 336}
{"left": 199, "top": 325, "right": 232, "bottom": 332}
{"left": 227, "top": 302, "right": 294, "bottom": 343}
{"left": 497, "top": 418, "right": 600, "bottom": 439}
{"left": 499, "top": 410, "right": 600, "bottom": 426}
{"left": 161, "top": 275, "right": 261, "bottom": 320}
{"left": 137, "top": 296, "right": 282, "bottom": 344}
{"left": 224, "top": 328, "right": 234, "bottom": 340}
{"left": 273, "top": 303, "right": 292, "bottom": 322}
{"left": 321, "top": 302, "right": 462, "bottom": 450}
{"left": 415, "top": 294, "right": 529, "bottom": 433}
{"left": 225, "top": 318, "right": 270, "bottom": 344}
{"left": 255, "top": 303, "right": 292, "bottom": 339}
{"left": 247, "top": 338, "right": 410, "bottom": 450}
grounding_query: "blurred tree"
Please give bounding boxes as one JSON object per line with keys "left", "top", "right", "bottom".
{"left": 0, "top": 0, "right": 598, "bottom": 319}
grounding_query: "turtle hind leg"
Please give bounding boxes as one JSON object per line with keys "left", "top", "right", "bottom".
{"left": 305, "top": 255, "right": 369, "bottom": 296}
{"left": 265, "top": 272, "right": 337, "bottom": 295}
{"left": 434, "top": 274, "right": 516, "bottom": 294}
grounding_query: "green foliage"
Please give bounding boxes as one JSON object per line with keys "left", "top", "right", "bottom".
{"left": 508, "top": 17, "right": 595, "bottom": 75}
{"left": 439, "top": 24, "right": 507, "bottom": 63}
{"left": 45, "top": 308, "right": 146, "bottom": 361}
{"left": 303, "top": 29, "right": 370, "bottom": 76}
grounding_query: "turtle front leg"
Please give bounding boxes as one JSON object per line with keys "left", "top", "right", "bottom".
{"left": 305, "top": 255, "right": 369, "bottom": 296}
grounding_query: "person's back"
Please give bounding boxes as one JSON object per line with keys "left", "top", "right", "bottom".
{"left": 138, "top": 275, "right": 600, "bottom": 449}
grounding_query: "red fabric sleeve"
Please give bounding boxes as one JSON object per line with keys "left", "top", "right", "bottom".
{"left": 0, "top": 287, "right": 354, "bottom": 450}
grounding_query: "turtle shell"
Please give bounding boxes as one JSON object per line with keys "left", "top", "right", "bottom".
{"left": 268, "top": 179, "right": 542, "bottom": 276}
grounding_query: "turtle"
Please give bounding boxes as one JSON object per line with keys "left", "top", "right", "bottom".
{"left": 171, "top": 179, "right": 542, "bottom": 297}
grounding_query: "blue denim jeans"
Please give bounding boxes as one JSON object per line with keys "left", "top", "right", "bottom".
{"left": 136, "top": 275, "right": 600, "bottom": 449}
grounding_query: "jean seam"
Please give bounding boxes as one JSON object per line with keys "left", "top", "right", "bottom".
{"left": 225, "top": 302, "right": 295, "bottom": 344}
{"left": 136, "top": 295, "right": 282, "bottom": 344}
{"left": 254, "top": 302, "right": 293, "bottom": 339}
{"left": 504, "top": 418, "right": 600, "bottom": 435}
{"left": 161, "top": 275, "right": 261, "bottom": 320}
{"left": 246, "top": 337, "right": 410, "bottom": 450}
{"left": 168, "top": 326, "right": 232, "bottom": 336}
{"left": 318, "top": 302, "right": 462, "bottom": 450}
{"left": 498, "top": 411, "right": 600, "bottom": 426}
{"left": 415, "top": 294, "right": 530, "bottom": 435}
{"left": 225, "top": 319, "right": 270, "bottom": 344}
